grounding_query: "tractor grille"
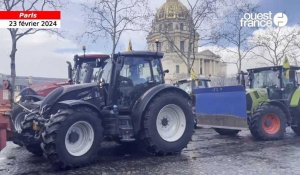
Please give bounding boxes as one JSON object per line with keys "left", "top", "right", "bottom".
{"left": 253, "top": 91, "right": 260, "bottom": 99}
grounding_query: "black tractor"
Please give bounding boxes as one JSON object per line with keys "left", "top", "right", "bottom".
{"left": 27, "top": 51, "right": 193, "bottom": 168}
{"left": 13, "top": 54, "right": 109, "bottom": 151}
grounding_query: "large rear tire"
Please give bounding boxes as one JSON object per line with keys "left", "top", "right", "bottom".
{"left": 291, "top": 126, "right": 300, "bottom": 136}
{"left": 141, "top": 92, "right": 194, "bottom": 154}
{"left": 249, "top": 104, "right": 286, "bottom": 140}
{"left": 214, "top": 128, "right": 240, "bottom": 136}
{"left": 41, "top": 107, "right": 103, "bottom": 168}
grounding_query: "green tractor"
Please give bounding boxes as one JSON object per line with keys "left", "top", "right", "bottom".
{"left": 247, "top": 65, "right": 300, "bottom": 140}
{"left": 195, "top": 64, "right": 300, "bottom": 140}
{"left": 24, "top": 51, "right": 194, "bottom": 168}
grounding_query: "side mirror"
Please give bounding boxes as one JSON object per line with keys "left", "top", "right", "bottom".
{"left": 163, "top": 69, "right": 169, "bottom": 77}
{"left": 66, "top": 61, "right": 73, "bottom": 83}
{"left": 99, "top": 78, "right": 105, "bottom": 87}
{"left": 96, "top": 59, "right": 101, "bottom": 67}
{"left": 117, "top": 56, "right": 123, "bottom": 64}
{"left": 240, "top": 71, "right": 246, "bottom": 87}
{"left": 248, "top": 73, "right": 253, "bottom": 81}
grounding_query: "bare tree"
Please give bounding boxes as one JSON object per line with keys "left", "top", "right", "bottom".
{"left": 251, "top": 27, "right": 300, "bottom": 66}
{"left": 160, "top": 0, "right": 218, "bottom": 75}
{"left": 1, "top": 0, "right": 62, "bottom": 104}
{"left": 292, "top": 37, "right": 300, "bottom": 65}
{"left": 82, "top": 0, "right": 150, "bottom": 55}
{"left": 217, "top": 0, "right": 258, "bottom": 73}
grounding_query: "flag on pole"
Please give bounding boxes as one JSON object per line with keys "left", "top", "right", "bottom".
{"left": 128, "top": 40, "right": 133, "bottom": 51}
{"left": 283, "top": 56, "right": 290, "bottom": 79}
{"left": 191, "top": 68, "right": 197, "bottom": 80}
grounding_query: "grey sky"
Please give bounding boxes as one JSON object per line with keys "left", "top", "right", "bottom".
{"left": 0, "top": 0, "right": 299, "bottom": 78}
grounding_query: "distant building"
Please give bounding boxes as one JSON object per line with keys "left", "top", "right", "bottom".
{"left": 0, "top": 73, "right": 66, "bottom": 90}
{"left": 146, "top": 0, "right": 226, "bottom": 83}
{"left": 0, "top": 73, "right": 66, "bottom": 103}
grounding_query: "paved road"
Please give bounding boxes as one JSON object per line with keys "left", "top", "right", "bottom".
{"left": 1, "top": 128, "right": 300, "bottom": 175}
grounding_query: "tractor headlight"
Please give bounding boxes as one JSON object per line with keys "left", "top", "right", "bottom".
{"left": 14, "top": 95, "right": 22, "bottom": 103}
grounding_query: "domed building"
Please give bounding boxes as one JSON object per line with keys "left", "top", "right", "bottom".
{"left": 146, "top": 0, "right": 226, "bottom": 83}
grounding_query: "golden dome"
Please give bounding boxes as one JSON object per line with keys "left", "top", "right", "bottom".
{"left": 156, "top": 0, "right": 189, "bottom": 20}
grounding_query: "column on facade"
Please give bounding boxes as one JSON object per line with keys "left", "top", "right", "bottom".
{"left": 211, "top": 60, "right": 214, "bottom": 76}
{"left": 213, "top": 60, "right": 216, "bottom": 76}
{"left": 208, "top": 60, "right": 212, "bottom": 76}
{"left": 197, "top": 58, "right": 200, "bottom": 75}
{"left": 201, "top": 58, "right": 205, "bottom": 75}
{"left": 210, "top": 60, "right": 212, "bottom": 75}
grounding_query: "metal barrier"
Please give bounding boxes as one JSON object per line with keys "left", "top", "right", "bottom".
{"left": 0, "top": 105, "right": 11, "bottom": 151}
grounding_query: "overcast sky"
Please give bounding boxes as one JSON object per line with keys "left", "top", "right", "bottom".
{"left": 0, "top": 0, "right": 299, "bottom": 78}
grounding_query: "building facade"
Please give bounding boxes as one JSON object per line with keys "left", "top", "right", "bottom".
{"left": 146, "top": 0, "right": 226, "bottom": 83}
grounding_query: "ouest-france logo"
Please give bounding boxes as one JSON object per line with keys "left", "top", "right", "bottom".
{"left": 240, "top": 12, "right": 288, "bottom": 28}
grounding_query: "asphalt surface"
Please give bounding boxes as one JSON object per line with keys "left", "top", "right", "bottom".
{"left": 1, "top": 128, "right": 300, "bottom": 175}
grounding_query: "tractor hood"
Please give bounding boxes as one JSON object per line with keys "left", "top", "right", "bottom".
{"left": 246, "top": 88, "right": 268, "bottom": 97}
{"left": 245, "top": 88, "right": 268, "bottom": 112}
{"left": 39, "top": 82, "right": 99, "bottom": 116}
{"left": 30, "top": 81, "right": 69, "bottom": 97}
{"left": 18, "top": 81, "right": 69, "bottom": 100}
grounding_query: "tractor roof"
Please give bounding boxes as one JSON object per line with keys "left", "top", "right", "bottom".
{"left": 117, "top": 51, "right": 164, "bottom": 58}
{"left": 76, "top": 54, "right": 110, "bottom": 59}
{"left": 247, "top": 65, "right": 300, "bottom": 73}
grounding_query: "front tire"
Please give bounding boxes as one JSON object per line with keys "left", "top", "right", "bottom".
{"left": 249, "top": 104, "right": 286, "bottom": 140}
{"left": 11, "top": 102, "right": 35, "bottom": 146}
{"left": 141, "top": 92, "right": 194, "bottom": 154}
{"left": 41, "top": 107, "right": 103, "bottom": 168}
{"left": 21, "top": 112, "right": 43, "bottom": 156}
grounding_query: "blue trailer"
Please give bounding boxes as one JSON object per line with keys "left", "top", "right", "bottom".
{"left": 193, "top": 65, "right": 300, "bottom": 140}
{"left": 193, "top": 85, "right": 248, "bottom": 135}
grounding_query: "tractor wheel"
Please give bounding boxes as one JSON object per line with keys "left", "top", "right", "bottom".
{"left": 141, "top": 92, "right": 194, "bottom": 155}
{"left": 25, "top": 144, "right": 43, "bottom": 156}
{"left": 214, "top": 128, "right": 240, "bottom": 136}
{"left": 41, "top": 107, "right": 103, "bottom": 168}
{"left": 11, "top": 102, "right": 35, "bottom": 146}
{"left": 21, "top": 113, "right": 43, "bottom": 156}
{"left": 249, "top": 104, "right": 286, "bottom": 140}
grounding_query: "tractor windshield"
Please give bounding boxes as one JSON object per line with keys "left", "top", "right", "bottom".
{"left": 76, "top": 62, "right": 102, "bottom": 84}
{"left": 98, "top": 59, "right": 112, "bottom": 84}
{"left": 252, "top": 70, "right": 280, "bottom": 88}
{"left": 77, "top": 62, "right": 91, "bottom": 83}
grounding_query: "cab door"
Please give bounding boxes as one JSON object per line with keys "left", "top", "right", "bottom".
{"left": 282, "top": 69, "right": 298, "bottom": 100}
{"left": 116, "top": 56, "right": 163, "bottom": 110}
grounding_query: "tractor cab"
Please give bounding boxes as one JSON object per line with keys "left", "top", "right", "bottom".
{"left": 248, "top": 66, "right": 300, "bottom": 100}
{"left": 70, "top": 54, "right": 110, "bottom": 84}
{"left": 109, "top": 51, "right": 164, "bottom": 110}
